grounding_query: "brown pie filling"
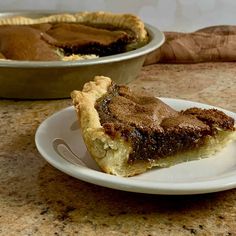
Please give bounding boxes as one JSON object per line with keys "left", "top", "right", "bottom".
{"left": 0, "top": 23, "right": 131, "bottom": 61}
{"left": 95, "top": 83, "right": 235, "bottom": 163}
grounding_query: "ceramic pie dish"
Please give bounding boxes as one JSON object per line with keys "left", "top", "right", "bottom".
{"left": 0, "top": 11, "right": 165, "bottom": 99}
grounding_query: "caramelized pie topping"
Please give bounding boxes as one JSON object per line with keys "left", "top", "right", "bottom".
{"left": 95, "top": 83, "right": 235, "bottom": 163}
{"left": 0, "top": 22, "right": 131, "bottom": 61}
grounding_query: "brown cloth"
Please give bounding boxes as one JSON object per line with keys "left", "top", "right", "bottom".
{"left": 144, "top": 26, "right": 236, "bottom": 65}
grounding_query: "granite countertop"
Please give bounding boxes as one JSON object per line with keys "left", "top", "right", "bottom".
{"left": 1, "top": 62, "right": 236, "bottom": 236}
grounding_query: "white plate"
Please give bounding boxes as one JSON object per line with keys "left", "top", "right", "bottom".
{"left": 35, "top": 98, "right": 236, "bottom": 195}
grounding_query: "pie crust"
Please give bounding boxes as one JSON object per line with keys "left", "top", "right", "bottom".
{"left": 71, "top": 76, "right": 236, "bottom": 177}
{"left": 0, "top": 12, "right": 148, "bottom": 61}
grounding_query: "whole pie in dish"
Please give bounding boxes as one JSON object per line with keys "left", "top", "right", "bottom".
{"left": 0, "top": 12, "right": 148, "bottom": 61}
{"left": 71, "top": 76, "right": 236, "bottom": 177}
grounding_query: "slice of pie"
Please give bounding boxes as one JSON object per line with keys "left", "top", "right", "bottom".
{"left": 0, "top": 12, "right": 148, "bottom": 61}
{"left": 71, "top": 76, "right": 236, "bottom": 177}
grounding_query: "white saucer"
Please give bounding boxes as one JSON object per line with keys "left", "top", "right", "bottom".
{"left": 35, "top": 98, "right": 236, "bottom": 195}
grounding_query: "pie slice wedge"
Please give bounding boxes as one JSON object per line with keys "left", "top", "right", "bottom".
{"left": 71, "top": 76, "right": 236, "bottom": 177}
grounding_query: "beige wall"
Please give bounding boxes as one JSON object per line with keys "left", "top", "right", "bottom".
{"left": 0, "top": 0, "right": 235, "bottom": 31}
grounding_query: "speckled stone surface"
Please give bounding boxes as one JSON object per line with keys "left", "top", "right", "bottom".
{"left": 0, "top": 62, "right": 236, "bottom": 236}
